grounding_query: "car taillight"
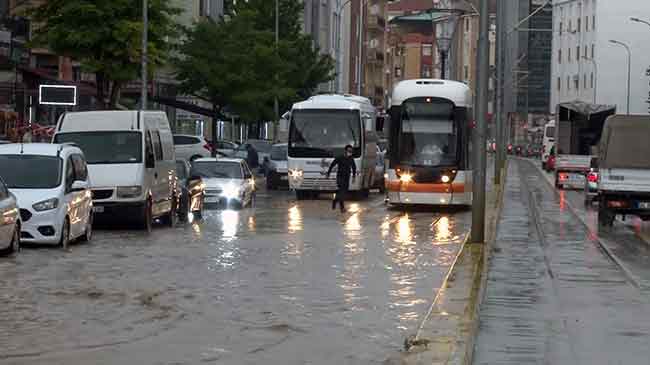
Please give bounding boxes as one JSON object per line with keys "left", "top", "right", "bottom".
{"left": 588, "top": 172, "right": 598, "bottom": 183}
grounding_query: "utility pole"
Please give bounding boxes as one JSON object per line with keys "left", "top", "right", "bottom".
{"left": 357, "top": 0, "right": 363, "bottom": 95}
{"left": 272, "top": 0, "right": 280, "bottom": 141}
{"left": 471, "top": 0, "right": 489, "bottom": 244}
{"left": 494, "top": 0, "right": 504, "bottom": 184}
{"left": 141, "top": 0, "right": 148, "bottom": 110}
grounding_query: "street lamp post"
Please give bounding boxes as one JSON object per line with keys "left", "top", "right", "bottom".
{"left": 436, "top": 37, "right": 452, "bottom": 79}
{"left": 273, "top": 0, "right": 279, "bottom": 141}
{"left": 609, "top": 39, "right": 631, "bottom": 115}
{"left": 630, "top": 17, "right": 650, "bottom": 29}
{"left": 141, "top": 0, "right": 148, "bottom": 110}
{"left": 335, "top": 0, "right": 353, "bottom": 93}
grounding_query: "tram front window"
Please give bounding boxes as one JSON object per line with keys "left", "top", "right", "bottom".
{"left": 399, "top": 101, "right": 457, "bottom": 167}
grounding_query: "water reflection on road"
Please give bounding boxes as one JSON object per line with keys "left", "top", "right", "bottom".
{"left": 0, "top": 191, "right": 471, "bottom": 364}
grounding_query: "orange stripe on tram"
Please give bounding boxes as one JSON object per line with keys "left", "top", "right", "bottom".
{"left": 387, "top": 181, "right": 466, "bottom": 193}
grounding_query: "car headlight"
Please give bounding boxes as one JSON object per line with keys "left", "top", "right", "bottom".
{"left": 400, "top": 173, "right": 413, "bottom": 183}
{"left": 33, "top": 198, "right": 59, "bottom": 212}
{"left": 117, "top": 186, "right": 143, "bottom": 198}
{"left": 289, "top": 169, "right": 303, "bottom": 178}
{"left": 221, "top": 184, "right": 242, "bottom": 199}
{"left": 441, "top": 175, "right": 451, "bottom": 183}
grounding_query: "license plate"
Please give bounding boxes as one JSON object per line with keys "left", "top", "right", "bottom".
{"left": 280, "top": 175, "right": 288, "bottom": 180}
{"left": 92, "top": 206, "right": 104, "bottom": 213}
{"left": 205, "top": 196, "right": 220, "bottom": 203}
{"left": 638, "top": 202, "right": 650, "bottom": 209}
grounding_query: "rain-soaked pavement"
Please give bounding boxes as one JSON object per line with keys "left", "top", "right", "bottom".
{"left": 474, "top": 158, "right": 650, "bottom": 364}
{"left": 0, "top": 188, "right": 471, "bottom": 364}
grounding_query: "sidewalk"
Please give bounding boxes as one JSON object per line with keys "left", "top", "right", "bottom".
{"left": 473, "top": 159, "right": 650, "bottom": 364}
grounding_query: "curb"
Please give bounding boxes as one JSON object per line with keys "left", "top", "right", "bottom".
{"left": 523, "top": 158, "right": 646, "bottom": 290}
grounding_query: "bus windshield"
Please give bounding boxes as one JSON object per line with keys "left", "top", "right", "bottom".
{"left": 289, "top": 110, "right": 362, "bottom": 158}
{"left": 398, "top": 100, "right": 457, "bottom": 167}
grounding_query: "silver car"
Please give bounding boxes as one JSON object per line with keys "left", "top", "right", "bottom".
{"left": 0, "top": 176, "right": 20, "bottom": 255}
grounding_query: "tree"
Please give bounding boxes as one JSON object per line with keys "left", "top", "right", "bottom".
{"left": 28, "top": 0, "right": 180, "bottom": 108}
{"left": 175, "top": 0, "right": 334, "bottom": 127}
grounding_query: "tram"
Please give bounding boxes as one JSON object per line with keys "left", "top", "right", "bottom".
{"left": 385, "top": 79, "right": 473, "bottom": 206}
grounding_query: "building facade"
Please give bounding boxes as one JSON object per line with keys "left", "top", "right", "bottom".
{"left": 551, "top": 0, "right": 650, "bottom": 115}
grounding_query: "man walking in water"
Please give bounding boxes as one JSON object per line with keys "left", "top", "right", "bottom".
{"left": 327, "top": 145, "right": 357, "bottom": 212}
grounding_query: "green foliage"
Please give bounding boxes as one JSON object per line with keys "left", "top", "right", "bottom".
{"left": 28, "top": 0, "right": 181, "bottom": 107}
{"left": 175, "top": 0, "right": 334, "bottom": 123}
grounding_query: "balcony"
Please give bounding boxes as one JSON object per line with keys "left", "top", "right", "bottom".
{"left": 367, "top": 15, "right": 386, "bottom": 31}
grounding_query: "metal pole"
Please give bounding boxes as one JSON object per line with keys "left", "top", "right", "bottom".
{"left": 494, "top": 0, "right": 503, "bottom": 185}
{"left": 273, "top": 0, "right": 280, "bottom": 141}
{"left": 609, "top": 40, "right": 631, "bottom": 114}
{"left": 141, "top": 0, "right": 148, "bottom": 110}
{"left": 357, "top": 0, "right": 363, "bottom": 95}
{"left": 440, "top": 51, "right": 446, "bottom": 79}
{"left": 471, "top": 0, "right": 489, "bottom": 244}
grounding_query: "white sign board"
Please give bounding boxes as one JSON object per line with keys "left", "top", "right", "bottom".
{"left": 39, "top": 84, "right": 77, "bottom": 106}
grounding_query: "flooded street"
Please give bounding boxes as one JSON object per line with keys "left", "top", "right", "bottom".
{"left": 0, "top": 190, "right": 470, "bottom": 364}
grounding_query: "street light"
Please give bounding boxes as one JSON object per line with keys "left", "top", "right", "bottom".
{"left": 609, "top": 39, "right": 631, "bottom": 114}
{"left": 436, "top": 36, "right": 452, "bottom": 79}
{"left": 630, "top": 17, "right": 650, "bottom": 29}
{"left": 582, "top": 55, "right": 597, "bottom": 104}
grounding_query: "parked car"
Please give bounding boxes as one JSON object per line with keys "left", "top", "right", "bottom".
{"left": 212, "top": 140, "right": 238, "bottom": 156}
{"left": 0, "top": 176, "right": 20, "bottom": 255}
{"left": 175, "top": 160, "right": 205, "bottom": 221}
{"left": 191, "top": 158, "right": 256, "bottom": 208}
{"left": 173, "top": 134, "right": 212, "bottom": 161}
{"left": 53, "top": 111, "right": 178, "bottom": 231}
{"left": 264, "top": 143, "right": 288, "bottom": 190}
{"left": 230, "top": 140, "right": 273, "bottom": 169}
{"left": 0, "top": 144, "right": 93, "bottom": 248}
{"left": 584, "top": 157, "right": 599, "bottom": 206}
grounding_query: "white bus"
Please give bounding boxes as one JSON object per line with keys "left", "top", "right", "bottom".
{"left": 385, "top": 79, "right": 473, "bottom": 206}
{"left": 287, "top": 94, "right": 379, "bottom": 199}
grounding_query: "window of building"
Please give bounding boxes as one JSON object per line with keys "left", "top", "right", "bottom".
{"left": 592, "top": 15, "right": 595, "bottom": 30}
{"left": 568, "top": 47, "right": 571, "bottom": 62}
{"left": 558, "top": 49, "right": 562, "bottom": 63}
{"left": 567, "top": 76, "right": 571, "bottom": 90}
{"left": 577, "top": 18, "right": 581, "bottom": 32}
{"left": 569, "top": 19, "right": 572, "bottom": 32}
{"left": 422, "top": 44, "right": 433, "bottom": 57}
{"left": 557, "top": 77, "right": 561, "bottom": 91}
{"left": 584, "top": 45, "right": 588, "bottom": 59}
{"left": 576, "top": 46, "right": 580, "bottom": 59}
{"left": 585, "top": 16, "right": 589, "bottom": 31}
{"left": 591, "top": 44, "right": 595, "bottom": 58}
{"left": 590, "top": 72, "right": 594, "bottom": 88}
{"left": 395, "top": 67, "right": 402, "bottom": 78}
{"left": 574, "top": 76, "right": 580, "bottom": 91}
{"left": 584, "top": 74, "right": 587, "bottom": 89}
{"left": 464, "top": 65, "right": 469, "bottom": 80}
{"left": 559, "top": 21, "right": 563, "bottom": 35}
{"left": 465, "top": 18, "right": 470, "bottom": 32}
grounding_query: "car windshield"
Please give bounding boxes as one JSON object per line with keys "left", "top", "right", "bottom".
{"left": 54, "top": 131, "right": 142, "bottom": 164}
{"left": 398, "top": 100, "right": 458, "bottom": 167}
{"left": 270, "top": 145, "right": 287, "bottom": 161}
{"left": 289, "top": 109, "right": 362, "bottom": 158}
{"left": 0, "top": 155, "right": 62, "bottom": 189}
{"left": 191, "top": 161, "right": 242, "bottom": 179}
{"left": 175, "top": 161, "right": 188, "bottom": 179}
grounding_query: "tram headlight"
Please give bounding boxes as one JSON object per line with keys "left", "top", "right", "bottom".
{"left": 400, "top": 173, "right": 413, "bottom": 183}
{"left": 441, "top": 175, "right": 451, "bottom": 183}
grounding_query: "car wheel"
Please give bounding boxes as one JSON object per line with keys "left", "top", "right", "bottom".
{"left": 80, "top": 213, "right": 93, "bottom": 242}
{"left": 162, "top": 197, "right": 178, "bottom": 227}
{"left": 59, "top": 218, "right": 70, "bottom": 250}
{"left": 142, "top": 199, "right": 153, "bottom": 232}
{"left": 8, "top": 223, "right": 19, "bottom": 254}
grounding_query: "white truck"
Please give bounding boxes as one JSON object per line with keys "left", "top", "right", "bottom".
{"left": 597, "top": 115, "right": 650, "bottom": 227}
{"left": 554, "top": 102, "right": 615, "bottom": 189}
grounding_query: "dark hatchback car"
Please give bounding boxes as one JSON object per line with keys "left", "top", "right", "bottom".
{"left": 175, "top": 160, "right": 205, "bottom": 221}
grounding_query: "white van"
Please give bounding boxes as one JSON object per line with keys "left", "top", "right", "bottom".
{"left": 541, "top": 120, "right": 555, "bottom": 170}
{"left": 53, "top": 111, "right": 178, "bottom": 231}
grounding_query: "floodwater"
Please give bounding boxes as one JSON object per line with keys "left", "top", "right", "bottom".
{"left": 0, "top": 189, "right": 470, "bottom": 364}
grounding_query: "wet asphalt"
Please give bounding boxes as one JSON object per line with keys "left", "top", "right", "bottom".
{"left": 0, "top": 188, "right": 470, "bottom": 364}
